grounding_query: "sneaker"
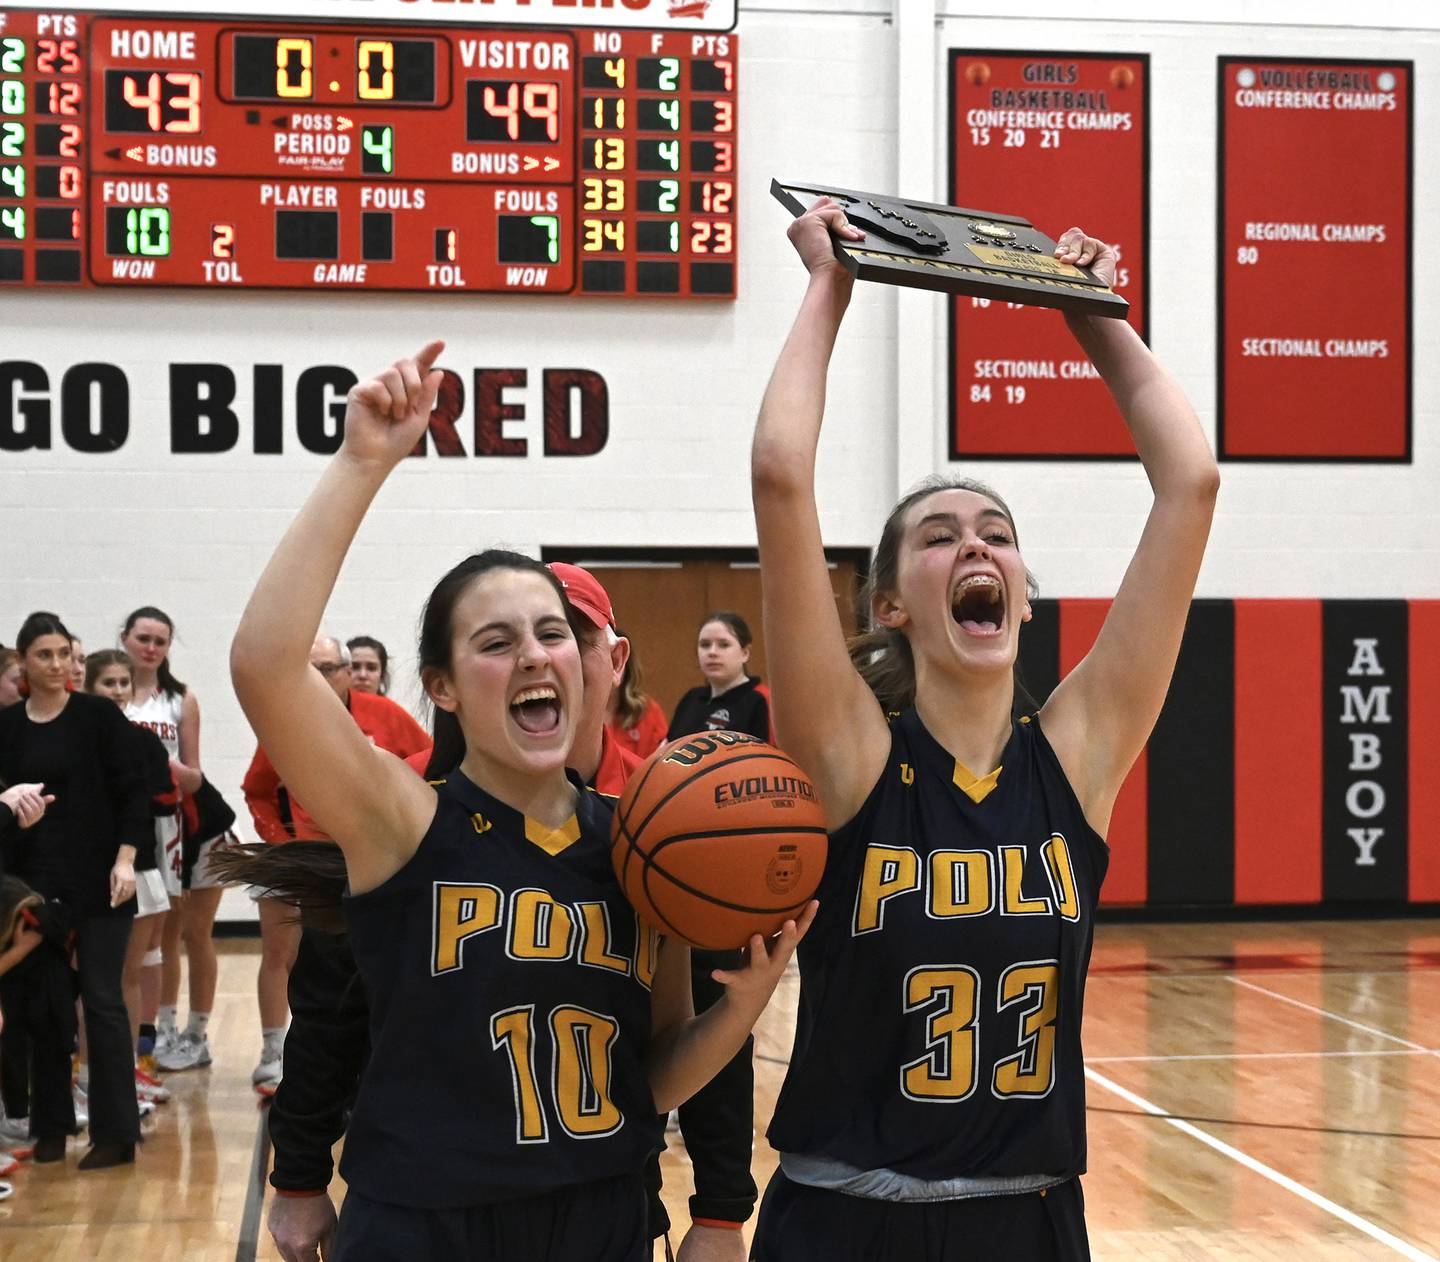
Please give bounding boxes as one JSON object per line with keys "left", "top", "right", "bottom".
{"left": 0, "top": 1117, "right": 30, "bottom": 1144}
{"left": 154, "top": 1028, "right": 178, "bottom": 1060}
{"left": 137, "top": 1098, "right": 156, "bottom": 1119}
{"left": 135, "top": 1068, "right": 171, "bottom": 1104}
{"left": 0, "top": 1151, "right": 16, "bottom": 1177}
{"left": 251, "top": 1049, "right": 282, "bottom": 1094}
{"left": 156, "top": 1031, "right": 211, "bottom": 1072}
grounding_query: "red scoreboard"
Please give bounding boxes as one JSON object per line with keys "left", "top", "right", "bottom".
{"left": 0, "top": 8, "right": 738, "bottom": 296}
{"left": 949, "top": 50, "right": 1148, "bottom": 459}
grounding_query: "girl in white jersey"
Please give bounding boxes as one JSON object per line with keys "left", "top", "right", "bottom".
{"left": 120, "top": 607, "right": 216, "bottom": 1073}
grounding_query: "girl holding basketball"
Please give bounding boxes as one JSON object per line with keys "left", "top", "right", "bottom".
{"left": 749, "top": 203, "right": 1217, "bottom": 1259}
{"left": 230, "top": 341, "right": 813, "bottom": 1262}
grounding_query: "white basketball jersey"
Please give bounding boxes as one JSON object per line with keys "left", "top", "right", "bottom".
{"left": 125, "top": 688, "right": 185, "bottom": 761}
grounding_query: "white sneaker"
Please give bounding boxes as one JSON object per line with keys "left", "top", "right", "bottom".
{"left": 154, "top": 1028, "right": 178, "bottom": 1060}
{"left": 156, "top": 1031, "right": 212, "bottom": 1071}
{"left": 138, "top": 1098, "right": 156, "bottom": 1119}
{"left": 0, "top": 1116, "right": 29, "bottom": 1144}
{"left": 252, "top": 1048, "right": 283, "bottom": 1095}
{"left": 135, "top": 1067, "right": 171, "bottom": 1104}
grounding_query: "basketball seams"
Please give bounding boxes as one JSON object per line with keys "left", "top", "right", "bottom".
{"left": 621, "top": 749, "right": 809, "bottom": 850}
{"left": 610, "top": 740, "right": 825, "bottom": 948}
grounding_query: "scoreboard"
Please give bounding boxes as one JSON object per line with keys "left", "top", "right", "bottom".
{"left": 0, "top": 8, "right": 738, "bottom": 296}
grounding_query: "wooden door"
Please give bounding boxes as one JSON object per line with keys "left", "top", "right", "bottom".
{"left": 567, "top": 554, "right": 864, "bottom": 723}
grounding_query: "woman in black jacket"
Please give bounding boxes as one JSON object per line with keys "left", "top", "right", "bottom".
{"left": 664, "top": 608, "right": 775, "bottom": 1249}
{"left": 667, "top": 611, "right": 773, "bottom": 743}
{"left": 0, "top": 612, "right": 147, "bottom": 1168}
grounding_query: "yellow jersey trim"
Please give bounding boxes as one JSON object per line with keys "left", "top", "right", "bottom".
{"left": 524, "top": 813, "right": 583, "bottom": 856}
{"left": 953, "top": 760, "right": 1002, "bottom": 805}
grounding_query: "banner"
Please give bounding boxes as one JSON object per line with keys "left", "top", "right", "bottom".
{"left": 948, "top": 49, "right": 1147, "bottom": 459}
{"left": 1218, "top": 57, "right": 1411, "bottom": 460}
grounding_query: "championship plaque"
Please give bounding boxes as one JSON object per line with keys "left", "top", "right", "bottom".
{"left": 771, "top": 180, "right": 1128, "bottom": 318}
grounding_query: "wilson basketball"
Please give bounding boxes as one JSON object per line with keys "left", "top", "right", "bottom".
{"left": 611, "top": 731, "right": 827, "bottom": 950}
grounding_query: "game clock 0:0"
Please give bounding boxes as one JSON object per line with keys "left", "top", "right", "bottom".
{"left": 229, "top": 34, "right": 437, "bottom": 104}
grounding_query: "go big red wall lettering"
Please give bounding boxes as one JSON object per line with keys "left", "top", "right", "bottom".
{"left": 0, "top": 360, "right": 609, "bottom": 455}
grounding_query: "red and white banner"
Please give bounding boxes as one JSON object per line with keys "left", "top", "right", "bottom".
{"left": 1218, "top": 58, "right": 1410, "bottom": 461}
{"left": 948, "top": 49, "right": 1147, "bottom": 459}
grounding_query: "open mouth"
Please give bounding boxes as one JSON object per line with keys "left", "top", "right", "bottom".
{"left": 510, "top": 684, "right": 562, "bottom": 736}
{"left": 951, "top": 574, "right": 1005, "bottom": 637}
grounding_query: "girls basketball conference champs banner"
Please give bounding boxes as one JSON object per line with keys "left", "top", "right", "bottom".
{"left": 949, "top": 49, "right": 1148, "bottom": 459}
{"left": 1019, "top": 598, "right": 1439, "bottom": 911}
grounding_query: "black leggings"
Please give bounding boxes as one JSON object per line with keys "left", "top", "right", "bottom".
{"left": 0, "top": 913, "right": 137, "bottom": 1143}
{"left": 750, "top": 1169, "right": 1091, "bottom": 1262}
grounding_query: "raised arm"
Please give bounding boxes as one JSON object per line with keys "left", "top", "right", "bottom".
{"left": 753, "top": 200, "right": 890, "bottom": 825}
{"left": 1039, "top": 229, "right": 1220, "bottom": 835}
{"left": 230, "top": 343, "right": 446, "bottom": 893}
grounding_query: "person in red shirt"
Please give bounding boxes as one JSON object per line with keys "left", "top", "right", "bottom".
{"left": 605, "top": 629, "right": 670, "bottom": 760}
{"left": 240, "top": 635, "right": 431, "bottom": 1092}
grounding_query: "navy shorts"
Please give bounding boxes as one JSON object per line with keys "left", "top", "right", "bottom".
{"left": 750, "top": 1169, "right": 1091, "bottom": 1262}
{"left": 333, "top": 1172, "right": 650, "bottom": 1262}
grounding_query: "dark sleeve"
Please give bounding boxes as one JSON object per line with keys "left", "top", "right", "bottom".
{"left": 94, "top": 697, "right": 152, "bottom": 854}
{"left": 268, "top": 928, "right": 370, "bottom": 1192}
{"left": 667, "top": 689, "right": 701, "bottom": 741}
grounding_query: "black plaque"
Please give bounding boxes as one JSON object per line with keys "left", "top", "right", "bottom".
{"left": 771, "top": 179, "right": 1128, "bottom": 318}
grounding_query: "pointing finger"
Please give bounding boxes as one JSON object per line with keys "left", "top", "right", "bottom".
{"left": 414, "top": 339, "right": 445, "bottom": 376}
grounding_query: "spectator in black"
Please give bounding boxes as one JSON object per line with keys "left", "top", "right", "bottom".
{"left": 668, "top": 611, "right": 773, "bottom": 745}
{"left": 0, "top": 612, "right": 147, "bottom": 1169}
{"left": 664, "top": 609, "right": 771, "bottom": 1258}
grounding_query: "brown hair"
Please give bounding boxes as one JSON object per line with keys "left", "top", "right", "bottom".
{"left": 847, "top": 476, "right": 1039, "bottom": 714}
{"left": 121, "top": 606, "right": 188, "bottom": 698}
{"left": 611, "top": 626, "right": 650, "bottom": 730}
{"left": 205, "top": 842, "right": 348, "bottom": 933}
{"left": 84, "top": 648, "right": 133, "bottom": 692}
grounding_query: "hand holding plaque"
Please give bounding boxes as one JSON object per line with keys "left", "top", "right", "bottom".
{"left": 772, "top": 179, "right": 1128, "bottom": 318}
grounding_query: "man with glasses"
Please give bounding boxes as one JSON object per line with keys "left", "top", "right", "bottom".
{"left": 237, "top": 635, "right": 431, "bottom": 1092}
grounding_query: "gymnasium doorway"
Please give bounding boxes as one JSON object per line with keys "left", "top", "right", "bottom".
{"left": 540, "top": 548, "right": 869, "bottom": 721}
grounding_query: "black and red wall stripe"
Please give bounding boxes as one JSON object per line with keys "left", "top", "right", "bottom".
{"left": 1016, "top": 599, "right": 1439, "bottom": 910}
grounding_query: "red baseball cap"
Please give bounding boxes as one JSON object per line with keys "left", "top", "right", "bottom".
{"left": 548, "top": 562, "right": 615, "bottom": 631}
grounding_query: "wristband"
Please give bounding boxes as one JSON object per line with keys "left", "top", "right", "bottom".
{"left": 274, "top": 1187, "right": 328, "bottom": 1198}
{"left": 690, "top": 1218, "right": 743, "bottom": 1230}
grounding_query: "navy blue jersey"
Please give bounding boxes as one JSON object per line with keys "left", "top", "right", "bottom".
{"left": 767, "top": 710, "right": 1108, "bottom": 1181}
{"left": 342, "top": 770, "right": 664, "bottom": 1209}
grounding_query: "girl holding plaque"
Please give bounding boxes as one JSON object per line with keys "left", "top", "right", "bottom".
{"left": 748, "top": 201, "right": 1218, "bottom": 1259}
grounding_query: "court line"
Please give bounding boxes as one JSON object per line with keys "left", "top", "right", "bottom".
{"left": 1090, "top": 1048, "right": 1427, "bottom": 1063}
{"left": 1086, "top": 1105, "right": 1440, "bottom": 1143}
{"left": 1227, "top": 975, "right": 1436, "bottom": 1053}
{"left": 236, "top": 1103, "right": 271, "bottom": 1262}
{"left": 1085, "top": 1067, "right": 1440, "bottom": 1262}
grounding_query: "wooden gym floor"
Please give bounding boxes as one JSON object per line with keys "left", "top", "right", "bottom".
{"left": 0, "top": 919, "right": 1435, "bottom": 1260}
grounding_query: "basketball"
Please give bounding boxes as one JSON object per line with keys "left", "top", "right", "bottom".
{"left": 1110, "top": 64, "right": 1135, "bottom": 89}
{"left": 965, "top": 61, "right": 991, "bottom": 86}
{"left": 611, "top": 731, "right": 827, "bottom": 949}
